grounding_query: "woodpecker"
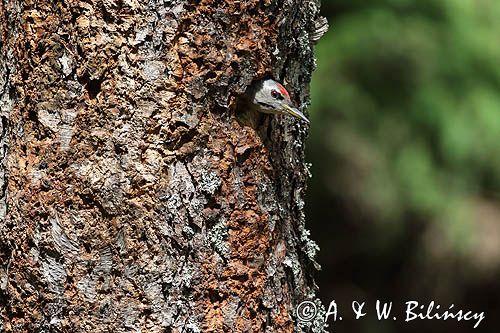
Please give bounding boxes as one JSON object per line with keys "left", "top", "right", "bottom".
{"left": 244, "top": 79, "right": 309, "bottom": 124}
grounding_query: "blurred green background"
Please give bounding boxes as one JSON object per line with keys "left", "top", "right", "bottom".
{"left": 306, "top": 0, "right": 500, "bottom": 332}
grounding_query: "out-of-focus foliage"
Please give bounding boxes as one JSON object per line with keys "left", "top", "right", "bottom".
{"left": 310, "top": 0, "right": 500, "bottom": 247}
{"left": 307, "top": 1, "right": 500, "bottom": 332}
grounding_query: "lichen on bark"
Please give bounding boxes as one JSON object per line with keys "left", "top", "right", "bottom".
{"left": 0, "top": 0, "right": 327, "bottom": 332}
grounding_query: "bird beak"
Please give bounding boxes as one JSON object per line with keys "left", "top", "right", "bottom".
{"left": 282, "top": 104, "right": 310, "bottom": 124}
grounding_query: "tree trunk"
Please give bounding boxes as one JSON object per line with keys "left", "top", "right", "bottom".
{"left": 0, "top": 0, "right": 325, "bottom": 332}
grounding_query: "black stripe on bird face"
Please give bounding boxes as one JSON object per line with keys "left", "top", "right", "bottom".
{"left": 257, "top": 102, "right": 273, "bottom": 109}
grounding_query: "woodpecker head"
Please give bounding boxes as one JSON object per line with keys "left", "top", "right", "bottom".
{"left": 246, "top": 79, "right": 309, "bottom": 124}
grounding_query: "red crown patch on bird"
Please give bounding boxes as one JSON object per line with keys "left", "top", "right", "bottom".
{"left": 276, "top": 83, "right": 290, "bottom": 98}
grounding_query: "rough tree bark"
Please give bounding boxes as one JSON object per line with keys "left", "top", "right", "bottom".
{"left": 0, "top": 0, "right": 326, "bottom": 332}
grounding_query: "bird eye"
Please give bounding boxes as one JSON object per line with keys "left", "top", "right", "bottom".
{"left": 271, "top": 90, "right": 281, "bottom": 99}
